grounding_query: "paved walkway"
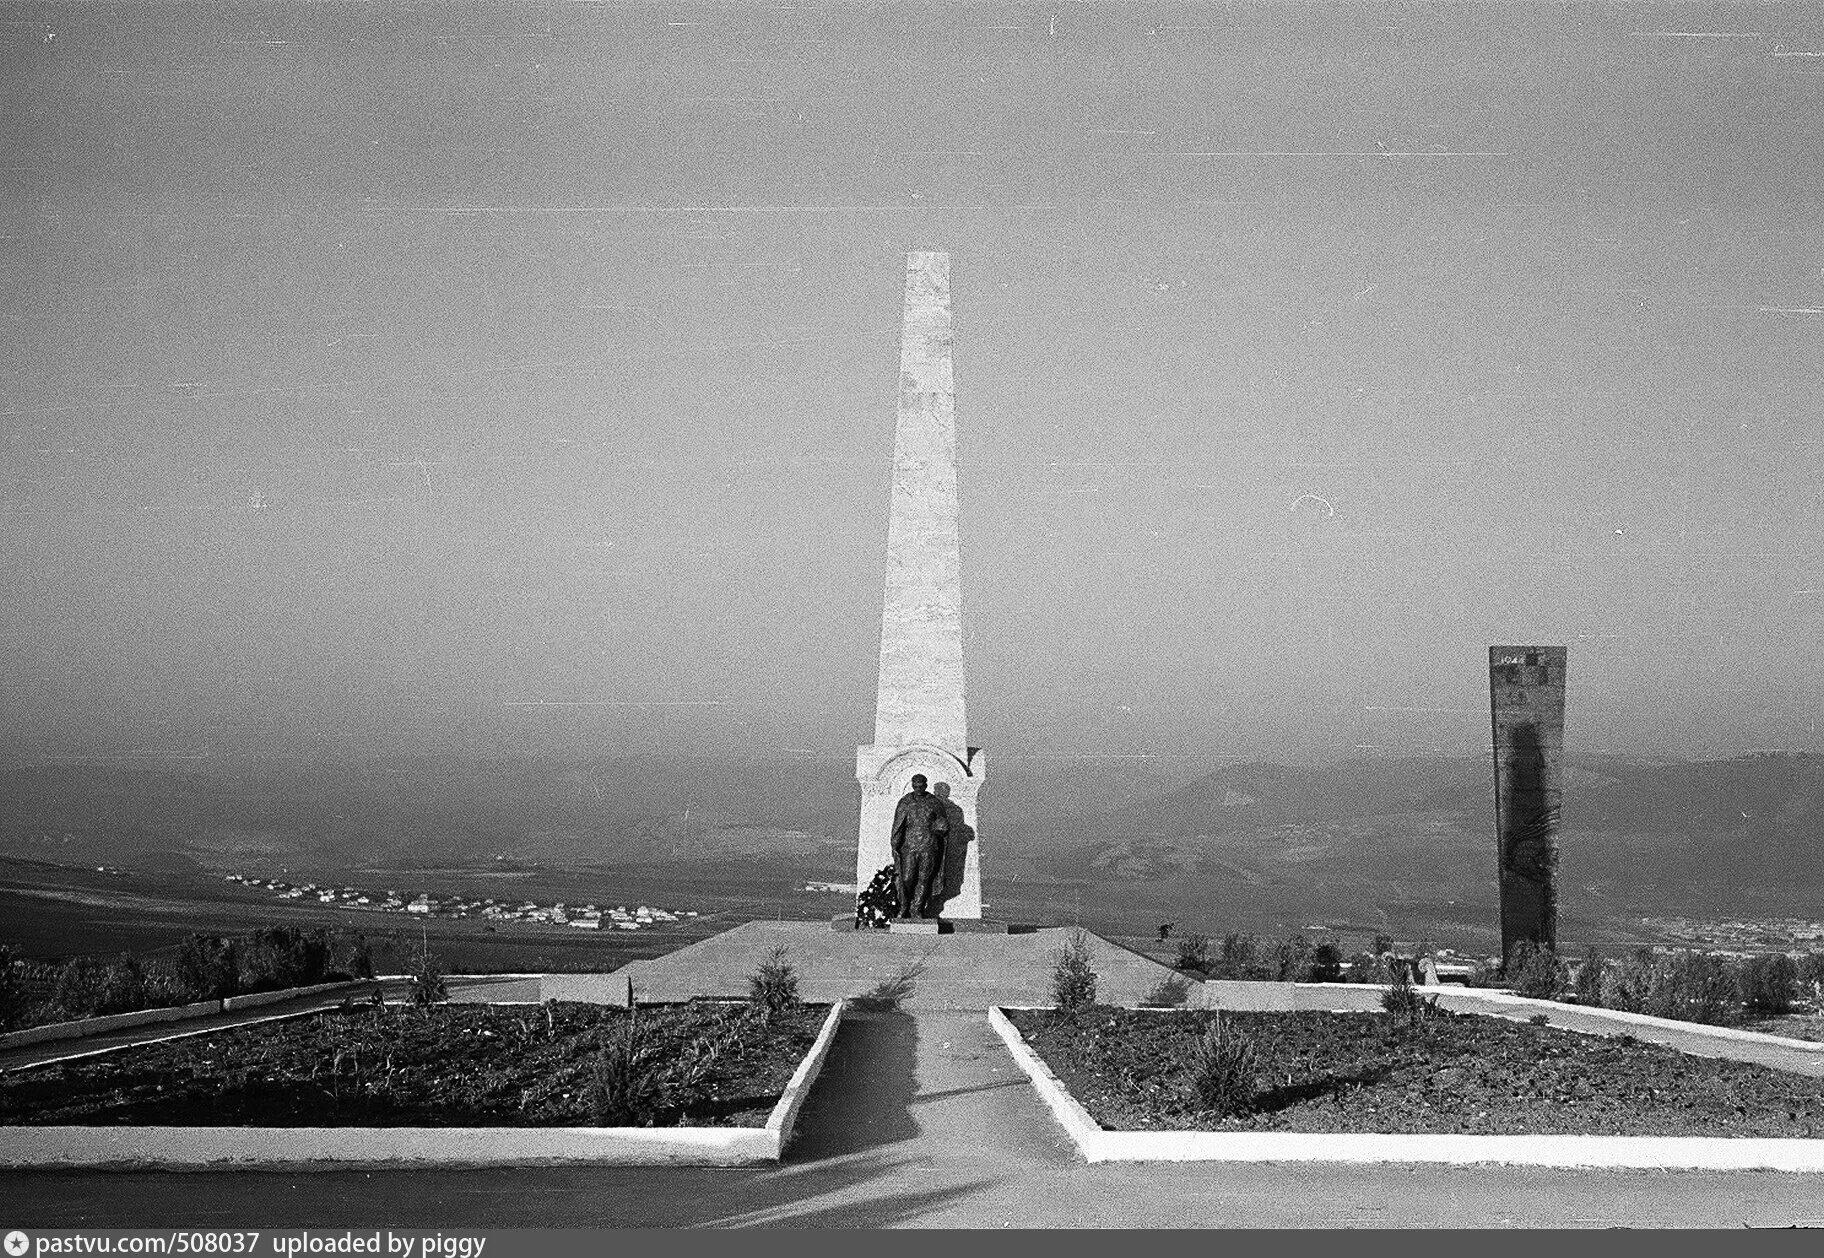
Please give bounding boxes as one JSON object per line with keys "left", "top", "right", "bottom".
{"left": 10, "top": 1006, "right": 1824, "bottom": 1227}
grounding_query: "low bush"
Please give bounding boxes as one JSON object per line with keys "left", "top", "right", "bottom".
{"left": 239, "top": 926, "right": 331, "bottom": 993}
{"left": 408, "top": 944, "right": 447, "bottom": 1008}
{"left": 1603, "top": 948, "right": 1663, "bottom": 1015}
{"left": 1801, "top": 952, "right": 1824, "bottom": 1001}
{"left": 1308, "top": 942, "right": 1345, "bottom": 984}
{"left": 1188, "top": 1012, "right": 1257, "bottom": 1117}
{"left": 1503, "top": 941, "right": 1565, "bottom": 1000}
{"left": 1348, "top": 951, "right": 1391, "bottom": 984}
{"left": 1380, "top": 968, "right": 1440, "bottom": 1028}
{"left": 177, "top": 934, "right": 239, "bottom": 1002}
{"left": 0, "top": 945, "right": 27, "bottom": 1031}
{"left": 50, "top": 956, "right": 110, "bottom": 1019}
{"left": 1572, "top": 945, "right": 1604, "bottom": 1005}
{"left": 96, "top": 954, "right": 150, "bottom": 1015}
{"left": 1659, "top": 952, "right": 1741, "bottom": 1026}
{"left": 1271, "top": 936, "right": 1312, "bottom": 983}
{"left": 1175, "top": 933, "right": 1211, "bottom": 976}
{"left": 1603, "top": 948, "right": 1742, "bottom": 1026}
{"left": 748, "top": 945, "right": 800, "bottom": 1022}
{"left": 1213, "top": 933, "right": 1259, "bottom": 981}
{"left": 1740, "top": 954, "right": 1799, "bottom": 1017}
{"left": 1052, "top": 930, "right": 1098, "bottom": 1013}
{"left": 330, "top": 931, "right": 376, "bottom": 981}
{"left": 585, "top": 1009, "right": 723, "bottom": 1127}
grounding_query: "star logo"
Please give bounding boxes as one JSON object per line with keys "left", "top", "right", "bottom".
{"left": 5, "top": 1231, "right": 29, "bottom": 1257}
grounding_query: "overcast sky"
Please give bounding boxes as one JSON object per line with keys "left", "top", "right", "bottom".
{"left": 5, "top": 1, "right": 1823, "bottom": 768}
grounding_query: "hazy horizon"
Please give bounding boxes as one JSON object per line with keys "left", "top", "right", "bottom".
{"left": 7, "top": 1, "right": 1823, "bottom": 770}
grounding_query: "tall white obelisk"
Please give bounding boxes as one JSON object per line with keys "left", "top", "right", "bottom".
{"left": 855, "top": 251, "right": 984, "bottom": 918}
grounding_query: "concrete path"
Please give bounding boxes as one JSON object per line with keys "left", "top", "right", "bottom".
{"left": 10, "top": 1006, "right": 1824, "bottom": 1227}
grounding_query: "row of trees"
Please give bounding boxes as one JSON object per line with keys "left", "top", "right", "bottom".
{"left": 1171, "top": 931, "right": 1824, "bottom": 1029}
{"left": 0, "top": 927, "right": 379, "bottom": 1031}
{"left": 1173, "top": 932, "right": 1402, "bottom": 984}
{"left": 1504, "top": 941, "right": 1824, "bottom": 1027}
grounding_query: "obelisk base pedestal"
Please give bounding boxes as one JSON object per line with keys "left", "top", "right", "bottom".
{"left": 856, "top": 743, "right": 985, "bottom": 920}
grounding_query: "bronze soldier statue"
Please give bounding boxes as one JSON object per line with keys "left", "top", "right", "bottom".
{"left": 890, "top": 773, "right": 948, "bottom": 919}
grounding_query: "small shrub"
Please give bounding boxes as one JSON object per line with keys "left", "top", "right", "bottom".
{"left": 1141, "top": 973, "right": 1191, "bottom": 1008}
{"left": 1308, "top": 942, "right": 1345, "bottom": 983}
{"left": 1740, "top": 954, "right": 1799, "bottom": 1017}
{"left": 1271, "top": 936, "right": 1312, "bottom": 982}
{"left": 1175, "top": 933, "right": 1211, "bottom": 976}
{"left": 1371, "top": 933, "right": 1395, "bottom": 956}
{"left": 1799, "top": 952, "right": 1824, "bottom": 1001}
{"left": 331, "top": 930, "right": 376, "bottom": 981}
{"left": 1504, "top": 941, "right": 1565, "bottom": 1000}
{"left": 1572, "top": 945, "right": 1603, "bottom": 1006}
{"left": 1655, "top": 952, "right": 1740, "bottom": 1026}
{"left": 1052, "top": 930, "right": 1098, "bottom": 1013}
{"left": 1189, "top": 1012, "right": 1258, "bottom": 1116}
{"left": 240, "top": 926, "right": 330, "bottom": 993}
{"left": 408, "top": 945, "right": 447, "bottom": 1008}
{"left": 1606, "top": 949, "right": 1741, "bottom": 1026}
{"left": 589, "top": 1014, "right": 669, "bottom": 1126}
{"left": 95, "top": 954, "right": 149, "bottom": 1015}
{"left": 177, "top": 934, "right": 239, "bottom": 1002}
{"left": 1603, "top": 948, "right": 1661, "bottom": 1014}
{"left": 1214, "top": 933, "right": 1259, "bottom": 980}
{"left": 1348, "top": 951, "right": 1391, "bottom": 984}
{"left": 588, "top": 1009, "right": 722, "bottom": 1127}
{"left": 748, "top": 945, "right": 800, "bottom": 1021}
{"left": 1381, "top": 967, "right": 1439, "bottom": 1028}
{"left": 51, "top": 955, "right": 110, "bottom": 1019}
{"left": 0, "top": 945, "right": 27, "bottom": 1031}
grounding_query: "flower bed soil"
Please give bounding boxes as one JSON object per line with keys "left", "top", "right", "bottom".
{"left": 1005, "top": 1007, "right": 1824, "bottom": 1138}
{"left": 2, "top": 1001, "right": 826, "bottom": 1128}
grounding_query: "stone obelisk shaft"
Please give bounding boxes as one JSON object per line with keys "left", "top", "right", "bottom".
{"left": 855, "top": 251, "right": 984, "bottom": 918}
{"left": 874, "top": 252, "right": 967, "bottom": 756}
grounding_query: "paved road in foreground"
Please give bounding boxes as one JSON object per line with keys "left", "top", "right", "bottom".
{"left": 8, "top": 1010, "right": 1824, "bottom": 1228}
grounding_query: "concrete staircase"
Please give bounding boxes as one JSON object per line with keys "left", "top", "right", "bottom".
{"left": 538, "top": 920, "right": 1188, "bottom": 1011}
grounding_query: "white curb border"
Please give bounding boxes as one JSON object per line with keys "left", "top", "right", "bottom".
{"left": 0, "top": 1000, "right": 846, "bottom": 1168}
{"left": 1295, "top": 984, "right": 1824, "bottom": 1053}
{"left": 988, "top": 1006, "right": 1824, "bottom": 1170}
{"left": 0, "top": 982, "right": 371, "bottom": 1051}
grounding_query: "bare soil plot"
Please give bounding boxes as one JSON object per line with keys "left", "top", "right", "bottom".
{"left": 2, "top": 1001, "right": 824, "bottom": 1128}
{"left": 1004, "top": 1007, "right": 1824, "bottom": 1138}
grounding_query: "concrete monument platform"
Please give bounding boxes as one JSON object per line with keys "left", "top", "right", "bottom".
{"left": 829, "top": 915, "right": 1034, "bottom": 934}
{"left": 544, "top": 920, "right": 1185, "bottom": 1011}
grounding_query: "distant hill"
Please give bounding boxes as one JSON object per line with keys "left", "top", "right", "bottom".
{"left": 1012, "top": 753, "right": 1824, "bottom": 917}
{"left": 1, "top": 750, "right": 1819, "bottom": 924}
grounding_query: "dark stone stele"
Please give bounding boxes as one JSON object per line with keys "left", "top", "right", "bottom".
{"left": 1488, "top": 645, "right": 1567, "bottom": 961}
